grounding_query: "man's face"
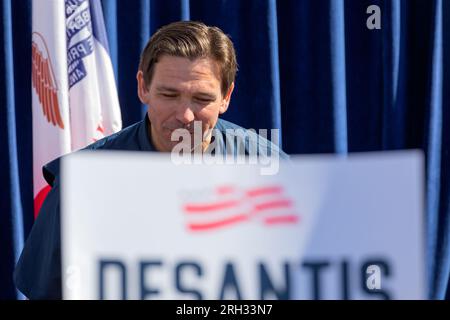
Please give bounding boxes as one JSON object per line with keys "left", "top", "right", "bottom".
{"left": 137, "top": 55, "right": 234, "bottom": 152}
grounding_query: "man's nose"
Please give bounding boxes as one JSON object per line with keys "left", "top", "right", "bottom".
{"left": 176, "top": 104, "right": 195, "bottom": 124}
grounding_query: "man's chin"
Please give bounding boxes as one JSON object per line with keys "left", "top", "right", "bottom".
{"left": 167, "top": 138, "right": 186, "bottom": 149}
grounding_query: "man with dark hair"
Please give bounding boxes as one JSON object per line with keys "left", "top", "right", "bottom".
{"left": 15, "top": 21, "right": 287, "bottom": 299}
{"left": 136, "top": 20, "right": 238, "bottom": 153}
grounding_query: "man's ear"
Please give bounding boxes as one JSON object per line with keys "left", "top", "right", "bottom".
{"left": 219, "top": 82, "right": 234, "bottom": 114}
{"left": 137, "top": 70, "right": 150, "bottom": 104}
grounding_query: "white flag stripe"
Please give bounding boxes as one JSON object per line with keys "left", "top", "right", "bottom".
{"left": 93, "top": 40, "right": 122, "bottom": 135}
{"left": 32, "top": 1, "right": 71, "bottom": 200}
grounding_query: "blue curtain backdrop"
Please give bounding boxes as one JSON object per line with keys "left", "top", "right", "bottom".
{"left": 1, "top": 0, "right": 449, "bottom": 299}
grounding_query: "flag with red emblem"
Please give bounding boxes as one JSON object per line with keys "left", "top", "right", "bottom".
{"left": 31, "top": 0, "right": 122, "bottom": 217}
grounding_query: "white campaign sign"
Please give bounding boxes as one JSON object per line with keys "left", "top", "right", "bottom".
{"left": 61, "top": 151, "right": 425, "bottom": 299}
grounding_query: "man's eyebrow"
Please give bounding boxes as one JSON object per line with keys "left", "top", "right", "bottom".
{"left": 194, "top": 92, "right": 217, "bottom": 99}
{"left": 155, "top": 86, "right": 179, "bottom": 92}
{"left": 156, "top": 86, "right": 217, "bottom": 98}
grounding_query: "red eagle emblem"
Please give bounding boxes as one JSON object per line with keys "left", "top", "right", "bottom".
{"left": 32, "top": 32, "right": 64, "bottom": 129}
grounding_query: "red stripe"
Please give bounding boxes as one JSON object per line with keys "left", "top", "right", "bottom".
{"left": 44, "top": 85, "right": 51, "bottom": 124}
{"left": 37, "top": 56, "right": 42, "bottom": 105}
{"left": 184, "top": 200, "right": 240, "bottom": 213}
{"left": 246, "top": 186, "right": 283, "bottom": 197}
{"left": 34, "top": 185, "right": 52, "bottom": 219}
{"left": 254, "top": 199, "right": 292, "bottom": 211}
{"left": 188, "top": 214, "right": 248, "bottom": 231}
{"left": 45, "top": 60, "right": 57, "bottom": 126}
{"left": 53, "top": 88, "right": 64, "bottom": 129}
{"left": 44, "top": 61, "right": 54, "bottom": 124}
{"left": 216, "top": 185, "right": 235, "bottom": 195}
{"left": 40, "top": 60, "right": 47, "bottom": 119}
{"left": 47, "top": 57, "right": 54, "bottom": 87}
{"left": 264, "top": 215, "right": 299, "bottom": 225}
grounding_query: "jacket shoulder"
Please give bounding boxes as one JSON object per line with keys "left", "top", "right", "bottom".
{"left": 215, "top": 118, "right": 289, "bottom": 159}
{"left": 42, "top": 121, "right": 144, "bottom": 186}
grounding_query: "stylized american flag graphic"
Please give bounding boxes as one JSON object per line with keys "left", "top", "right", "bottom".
{"left": 181, "top": 185, "right": 300, "bottom": 232}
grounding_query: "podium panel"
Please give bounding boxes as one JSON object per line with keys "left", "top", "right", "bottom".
{"left": 62, "top": 151, "right": 424, "bottom": 299}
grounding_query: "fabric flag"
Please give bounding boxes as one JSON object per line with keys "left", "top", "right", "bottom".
{"left": 31, "top": 0, "right": 122, "bottom": 218}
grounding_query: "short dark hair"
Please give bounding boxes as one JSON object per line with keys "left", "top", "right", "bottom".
{"left": 139, "top": 21, "right": 237, "bottom": 96}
